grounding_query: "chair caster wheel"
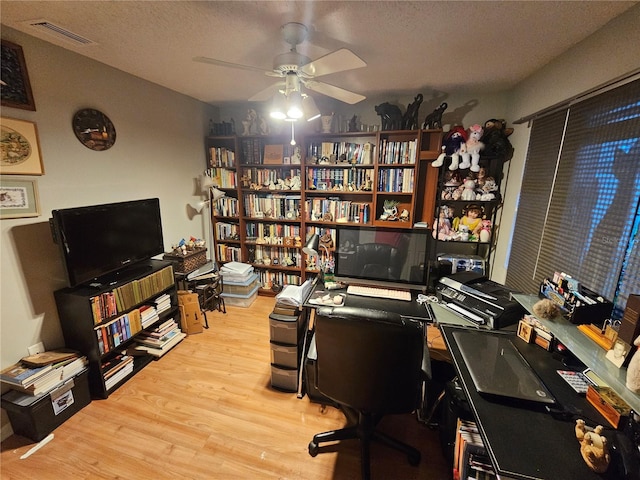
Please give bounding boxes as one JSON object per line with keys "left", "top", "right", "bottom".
{"left": 408, "top": 452, "right": 421, "bottom": 466}
{"left": 308, "top": 441, "right": 319, "bottom": 457}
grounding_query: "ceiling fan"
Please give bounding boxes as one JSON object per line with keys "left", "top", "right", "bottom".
{"left": 193, "top": 22, "right": 367, "bottom": 105}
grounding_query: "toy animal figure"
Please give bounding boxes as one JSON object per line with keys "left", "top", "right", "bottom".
{"left": 402, "top": 93, "right": 423, "bottom": 130}
{"left": 459, "top": 124, "right": 484, "bottom": 171}
{"left": 375, "top": 102, "right": 403, "bottom": 131}
{"left": 422, "top": 102, "right": 448, "bottom": 129}
{"left": 626, "top": 335, "right": 640, "bottom": 393}
{"left": 461, "top": 178, "right": 476, "bottom": 201}
{"left": 479, "top": 219, "right": 492, "bottom": 242}
{"left": 481, "top": 118, "right": 514, "bottom": 160}
{"left": 575, "top": 420, "right": 611, "bottom": 473}
{"left": 432, "top": 126, "right": 468, "bottom": 170}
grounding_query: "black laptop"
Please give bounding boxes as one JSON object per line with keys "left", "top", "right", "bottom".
{"left": 453, "top": 330, "right": 556, "bottom": 405}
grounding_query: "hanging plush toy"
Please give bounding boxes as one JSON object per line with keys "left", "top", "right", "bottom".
{"left": 432, "top": 126, "right": 468, "bottom": 170}
{"left": 459, "top": 124, "right": 484, "bottom": 171}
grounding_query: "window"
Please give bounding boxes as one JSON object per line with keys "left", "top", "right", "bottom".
{"left": 506, "top": 79, "right": 640, "bottom": 318}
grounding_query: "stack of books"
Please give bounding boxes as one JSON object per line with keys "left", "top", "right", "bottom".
{"left": 139, "top": 304, "right": 159, "bottom": 329}
{"left": 102, "top": 354, "right": 135, "bottom": 390}
{"left": 134, "top": 319, "right": 185, "bottom": 357}
{"left": 154, "top": 293, "right": 172, "bottom": 314}
{"left": 0, "top": 350, "right": 88, "bottom": 396}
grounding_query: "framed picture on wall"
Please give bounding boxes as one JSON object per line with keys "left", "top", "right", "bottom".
{"left": 0, "top": 178, "right": 40, "bottom": 219}
{"left": 1, "top": 40, "right": 36, "bottom": 111}
{"left": 1, "top": 117, "right": 45, "bottom": 175}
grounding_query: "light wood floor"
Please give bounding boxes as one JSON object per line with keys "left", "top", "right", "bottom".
{"left": 1, "top": 296, "right": 450, "bottom": 479}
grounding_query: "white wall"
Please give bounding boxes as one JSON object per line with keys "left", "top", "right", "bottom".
{"left": 492, "top": 4, "right": 640, "bottom": 285}
{"left": 0, "top": 28, "right": 217, "bottom": 439}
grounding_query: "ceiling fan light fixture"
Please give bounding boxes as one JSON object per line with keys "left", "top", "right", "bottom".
{"left": 269, "top": 94, "right": 287, "bottom": 120}
{"left": 302, "top": 95, "right": 321, "bottom": 122}
{"left": 286, "top": 91, "right": 304, "bottom": 119}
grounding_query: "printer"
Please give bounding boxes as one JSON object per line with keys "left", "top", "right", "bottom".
{"left": 436, "top": 272, "right": 526, "bottom": 329}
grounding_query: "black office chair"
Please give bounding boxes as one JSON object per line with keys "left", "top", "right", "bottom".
{"left": 354, "top": 243, "right": 402, "bottom": 279}
{"left": 308, "top": 306, "right": 430, "bottom": 480}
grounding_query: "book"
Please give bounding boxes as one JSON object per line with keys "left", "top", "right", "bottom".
{"left": 0, "top": 362, "right": 53, "bottom": 386}
{"left": 135, "top": 331, "right": 186, "bottom": 358}
{"left": 21, "top": 349, "right": 79, "bottom": 367}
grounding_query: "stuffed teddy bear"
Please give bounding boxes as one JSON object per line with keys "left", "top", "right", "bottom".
{"left": 459, "top": 124, "right": 484, "bottom": 171}
{"left": 481, "top": 118, "right": 514, "bottom": 160}
{"left": 626, "top": 335, "right": 640, "bottom": 393}
{"left": 432, "top": 126, "right": 468, "bottom": 170}
{"left": 461, "top": 178, "right": 477, "bottom": 201}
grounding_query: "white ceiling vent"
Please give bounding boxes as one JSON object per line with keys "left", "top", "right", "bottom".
{"left": 20, "top": 19, "right": 96, "bottom": 46}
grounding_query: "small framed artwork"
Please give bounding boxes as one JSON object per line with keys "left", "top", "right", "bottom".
{"left": 1, "top": 40, "right": 36, "bottom": 111}
{"left": 1, "top": 117, "right": 44, "bottom": 175}
{"left": 517, "top": 320, "right": 533, "bottom": 343}
{"left": 0, "top": 178, "right": 40, "bottom": 219}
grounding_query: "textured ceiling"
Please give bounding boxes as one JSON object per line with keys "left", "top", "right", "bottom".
{"left": 1, "top": 1, "right": 636, "bottom": 106}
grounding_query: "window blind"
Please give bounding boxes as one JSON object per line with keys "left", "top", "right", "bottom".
{"left": 506, "top": 79, "right": 640, "bottom": 317}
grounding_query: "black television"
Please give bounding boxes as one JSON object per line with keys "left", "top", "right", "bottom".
{"left": 50, "top": 198, "right": 165, "bottom": 288}
{"left": 333, "top": 226, "right": 429, "bottom": 290}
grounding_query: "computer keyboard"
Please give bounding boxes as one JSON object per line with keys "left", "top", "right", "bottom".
{"left": 346, "top": 285, "right": 412, "bottom": 301}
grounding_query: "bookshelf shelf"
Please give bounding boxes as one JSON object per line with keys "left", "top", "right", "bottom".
{"left": 54, "top": 259, "right": 182, "bottom": 399}
{"left": 205, "top": 129, "right": 442, "bottom": 293}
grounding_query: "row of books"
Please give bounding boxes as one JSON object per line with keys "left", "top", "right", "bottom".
{"left": 1, "top": 351, "right": 88, "bottom": 396}
{"left": 242, "top": 193, "right": 302, "bottom": 219}
{"left": 245, "top": 221, "right": 300, "bottom": 241}
{"left": 377, "top": 167, "right": 415, "bottom": 193}
{"left": 240, "top": 138, "right": 265, "bottom": 164}
{"left": 378, "top": 139, "right": 417, "bottom": 164}
{"left": 208, "top": 146, "right": 236, "bottom": 168}
{"left": 260, "top": 271, "right": 302, "bottom": 291}
{"left": 241, "top": 167, "right": 302, "bottom": 186}
{"left": 307, "top": 166, "right": 373, "bottom": 191}
{"left": 207, "top": 167, "right": 237, "bottom": 188}
{"left": 453, "top": 418, "right": 495, "bottom": 480}
{"left": 215, "top": 222, "right": 240, "bottom": 241}
{"left": 95, "top": 294, "right": 171, "bottom": 355}
{"left": 90, "top": 266, "right": 174, "bottom": 323}
{"left": 216, "top": 244, "right": 242, "bottom": 263}
{"left": 304, "top": 198, "right": 372, "bottom": 224}
{"left": 213, "top": 197, "right": 239, "bottom": 217}
{"left": 307, "top": 141, "right": 375, "bottom": 165}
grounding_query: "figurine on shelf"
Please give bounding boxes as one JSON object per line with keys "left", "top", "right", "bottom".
{"left": 477, "top": 176, "right": 498, "bottom": 201}
{"left": 456, "top": 204, "right": 483, "bottom": 237}
{"left": 422, "top": 102, "right": 448, "bottom": 130}
{"left": 459, "top": 124, "right": 484, "bottom": 171}
{"left": 461, "top": 178, "right": 477, "bottom": 201}
{"left": 379, "top": 199, "right": 399, "bottom": 221}
{"left": 479, "top": 219, "right": 492, "bottom": 242}
{"left": 432, "top": 126, "right": 468, "bottom": 170}
{"left": 433, "top": 206, "right": 455, "bottom": 240}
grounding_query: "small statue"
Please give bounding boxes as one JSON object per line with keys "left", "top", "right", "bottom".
{"left": 348, "top": 115, "right": 358, "bottom": 132}
{"left": 375, "top": 102, "right": 403, "bottom": 131}
{"left": 575, "top": 419, "right": 610, "bottom": 473}
{"left": 402, "top": 93, "right": 423, "bottom": 130}
{"left": 422, "top": 102, "right": 448, "bottom": 129}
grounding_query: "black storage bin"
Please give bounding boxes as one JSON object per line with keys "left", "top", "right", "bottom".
{"left": 1, "top": 370, "right": 91, "bottom": 442}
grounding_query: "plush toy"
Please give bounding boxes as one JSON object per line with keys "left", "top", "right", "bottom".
{"left": 479, "top": 219, "right": 492, "bottom": 242}
{"left": 461, "top": 178, "right": 476, "bottom": 201}
{"left": 477, "top": 176, "right": 498, "bottom": 201}
{"left": 432, "top": 126, "right": 468, "bottom": 170}
{"left": 626, "top": 335, "right": 640, "bottom": 393}
{"left": 481, "top": 118, "right": 514, "bottom": 160}
{"left": 459, "top": 124, "right": 484, "bottom": 171}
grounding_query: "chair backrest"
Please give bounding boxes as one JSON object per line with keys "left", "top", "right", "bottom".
{"left": 354, "top": 243, "right": 401, "bottom": 279}
{"left": 314, "top": 306, "right": 425, "bottom": 415}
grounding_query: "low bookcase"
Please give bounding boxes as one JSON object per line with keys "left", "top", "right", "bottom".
{"left": 54, "top": 259, "right": 181, "bottom": 399}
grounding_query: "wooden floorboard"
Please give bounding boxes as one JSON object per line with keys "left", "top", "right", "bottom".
{"left": 1, "top": 296, "right": 451, "bottom": 479}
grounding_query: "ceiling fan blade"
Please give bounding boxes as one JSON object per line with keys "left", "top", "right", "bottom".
{"left": 304, "top": 80, "right": 365, "bottom": 105}
{"left": 193, "top": 56, "right": 269, "bottom": 75}
{"left": 300, "top": 48, "right": 366, "bottom": 77}
{"left": 248, "top": 82, "right": 285, "bottom": 102}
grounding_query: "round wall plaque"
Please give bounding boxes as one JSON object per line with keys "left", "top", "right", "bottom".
{"left": 72, "top": 109, "right": 116, "bottom": 151}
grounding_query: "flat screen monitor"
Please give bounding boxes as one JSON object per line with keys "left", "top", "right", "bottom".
{"left": 333, "top": 226, "right": 429, "bottom": 290}
{"left": 51, "top": 198, "right": 165, "bottom": 287}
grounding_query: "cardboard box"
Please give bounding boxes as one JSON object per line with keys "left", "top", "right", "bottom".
{"left": 178, "top": 291, "right": 204, "bottom": 334}
{"left": 1, "top": 370, "right": 91, "bottom": 442}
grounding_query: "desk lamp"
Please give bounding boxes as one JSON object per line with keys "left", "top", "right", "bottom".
{"left": 303, "top": 234, "right": 332, "bottom": 284}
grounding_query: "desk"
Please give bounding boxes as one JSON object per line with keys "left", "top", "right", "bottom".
{"left": 441, "top": 324, "right": 621, "bottom": 480}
